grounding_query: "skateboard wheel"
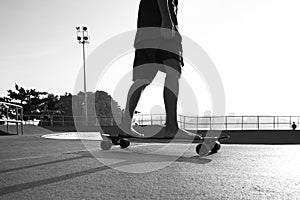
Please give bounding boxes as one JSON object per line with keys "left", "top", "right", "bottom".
{"left": 119, "top": 139, "right": 130, "bottom": 149}
{"left": 211, "top": 141, "right": 221, "bottom": 153}
{"left": 111, "top": 137, "right": 119, "bottom": 145}
{"left": 100, "top": 140, "right": 112, "bottom": 150}
{"left": 196, "top": 143, "right": 209, "bottom": 156}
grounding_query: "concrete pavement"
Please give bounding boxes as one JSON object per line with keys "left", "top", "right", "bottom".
{"left": 0, "top": 133, "right": 300, "bottom": 199}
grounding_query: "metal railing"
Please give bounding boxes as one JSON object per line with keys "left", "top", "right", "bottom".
{"left": 25, "top": 114, "right": 117, "bottom": 127}
{"left": 135, "top": 114, "right": 299, "bottom": 130}
{"left": 176, "top": 115, "right": 299, "bottom": 130}
{"left": 22, "top": 113, "right": 300, "bottom": 130}
{"left": 0, "top": 101, "right": 24, "bottom": 135}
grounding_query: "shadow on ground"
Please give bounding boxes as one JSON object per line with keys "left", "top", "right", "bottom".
{"left": 0, "top": 148, "right": 211, "bottom": 196}
{"left": 0, "top": 130, "right": 15, "bottom": 136}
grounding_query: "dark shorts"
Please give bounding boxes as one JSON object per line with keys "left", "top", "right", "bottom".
{"left": 133, "top": 48, "right": 184, "bottom": 81}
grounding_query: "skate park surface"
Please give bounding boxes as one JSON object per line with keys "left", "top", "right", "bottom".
{"left": 0, "top": 126, "right": 299, "bottom": 199}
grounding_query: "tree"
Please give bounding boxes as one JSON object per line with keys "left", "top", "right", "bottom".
{"left": 1, "top": 84, "right": 123, "bottom": 125}
{"left": 58, "top": 93, "right": 73, "bottom": 116}
{"left": 94, "top": 91, "right": 122, "bottom": 119}
{"left": 6, "top": 84, "right": 58, "bottom": 120}
{"left": 94, "top": 91, "right": 122, "bottom": 125}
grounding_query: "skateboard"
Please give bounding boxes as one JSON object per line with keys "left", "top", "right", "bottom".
{"left": 100, "top": 130, "right": 230, "bottom": 156}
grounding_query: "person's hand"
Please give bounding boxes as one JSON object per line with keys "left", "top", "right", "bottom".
{"left": 161, "top": 18, "right": 175, "bottom": 40}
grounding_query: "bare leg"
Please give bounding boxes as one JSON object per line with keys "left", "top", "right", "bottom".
{"left": 163, "top": 59, "right": 201, "bottom": 139}
{"left": 120, "top": 79, "right": 150, "bottom": 136}
{"left": 163, "top": 59, "right": 180, "bottom": 131}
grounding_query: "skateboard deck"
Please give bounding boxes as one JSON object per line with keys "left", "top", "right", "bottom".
{"left": 100, "top": 127, "right": 230, "bottom": 156}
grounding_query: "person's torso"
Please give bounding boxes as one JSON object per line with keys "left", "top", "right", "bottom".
{"left": 137, "top": 0, "right": 178, "bottom": 28}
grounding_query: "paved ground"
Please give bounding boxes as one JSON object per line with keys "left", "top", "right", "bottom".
{"left": 0, "top": 132, "right": 300, "bottom": 200}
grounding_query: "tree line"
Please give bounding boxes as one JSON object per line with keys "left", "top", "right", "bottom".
{"left": 0, "top": 84, "right": 123, "bottom": 123}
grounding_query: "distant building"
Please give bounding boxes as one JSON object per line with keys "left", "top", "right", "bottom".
{"left": 204, "top": 110, "right": 211, "bottom": 117}
{"left": 228, "top": 112, "right": 235, "bottom": 116}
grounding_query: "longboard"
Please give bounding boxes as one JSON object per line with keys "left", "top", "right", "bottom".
{"left": 100, "top": 131, "right": 230, "bottom": 157}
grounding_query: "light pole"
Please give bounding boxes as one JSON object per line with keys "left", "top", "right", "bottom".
{"left": 76, "top": 26, "right": 90, "bottom": 126}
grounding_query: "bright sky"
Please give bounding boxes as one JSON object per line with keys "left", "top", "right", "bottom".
{"left": 1, "top": 0, "right": 300, "bottom": 116}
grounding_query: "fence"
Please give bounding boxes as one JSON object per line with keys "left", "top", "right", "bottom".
{"left": 23, "top": 113, "right": 300, "bottom": 131}
{"left": 26, "top": 114, "right": 117, "bottom": 127}
{"left": 177, "top": 115, "right": 299, "bottom": 130}
{"left": 0, "top": 101, "right": 24, "bottom": 135}
{"left": 132, "top": 114, "right": 299, "bottom": 130}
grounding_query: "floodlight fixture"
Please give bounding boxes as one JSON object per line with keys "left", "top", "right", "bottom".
{"left": 75, "top": 25, "right": 90, "bottom": 126}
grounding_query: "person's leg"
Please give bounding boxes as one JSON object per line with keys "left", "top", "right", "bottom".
{"left": 163, "top": 58, "right": 180, "bottom": 132}
{"left": 162, "top": 58, "right": 201, "bottom": 139}
{"left": 121, "top": 79, "right": 150, "bottom": 136}
{"left": 120, "top": 49, "right": 158, "bottom": 136}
